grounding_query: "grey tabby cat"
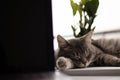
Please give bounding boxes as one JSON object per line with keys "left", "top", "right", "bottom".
{"left": 56, "top": 31, "right": 120, "bottom": 70}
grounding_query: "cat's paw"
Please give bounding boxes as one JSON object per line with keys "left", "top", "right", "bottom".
{"left": 56, "top": 57, "right": 74, "bottom": 70}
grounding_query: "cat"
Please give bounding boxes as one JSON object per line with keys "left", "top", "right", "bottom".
{"left": 55, "top": 31, "right": 120, "bottom": 70}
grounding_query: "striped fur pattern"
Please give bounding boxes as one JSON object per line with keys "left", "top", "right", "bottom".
{"left": 56, "top": 31, "right": 120, "bottom": 70}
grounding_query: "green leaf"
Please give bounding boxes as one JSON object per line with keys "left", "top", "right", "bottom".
{"left": 81, "top": 0, "right": 93, "bottom": 5}
{"left": 70, "top": 0, "right": 79, "bottom": 16}
{"left": 81, "top": 0, "right": 87, "bottom": 4}
{"left": 84, "top": 0, "right": 99, "bottom": 17}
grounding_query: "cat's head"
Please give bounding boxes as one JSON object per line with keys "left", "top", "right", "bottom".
{"left": 56, "top": 31, "right": 94, "bottom": 68}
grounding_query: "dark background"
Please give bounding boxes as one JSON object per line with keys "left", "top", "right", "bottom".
{"left": 0, "top": 0, "right": 55, "bottom": 73}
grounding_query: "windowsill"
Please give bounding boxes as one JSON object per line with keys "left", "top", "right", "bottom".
{"left": 59, "top": 67, "right": 120, "bottom": 76}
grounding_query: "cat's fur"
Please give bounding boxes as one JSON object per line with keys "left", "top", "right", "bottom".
{"left": 56, "top": 31, "right": 120, "bottom": 70}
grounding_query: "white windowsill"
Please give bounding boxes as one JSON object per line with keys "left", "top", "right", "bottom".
{"left": 59, "top": 67, "right": 120, "bottom": 76}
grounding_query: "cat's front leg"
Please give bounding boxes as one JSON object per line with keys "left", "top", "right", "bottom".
{"left": 96, "top": 53, "right": 120, "bottom": 66}
{"left": 56, "top": 57, "right": 75, "bottom": 70}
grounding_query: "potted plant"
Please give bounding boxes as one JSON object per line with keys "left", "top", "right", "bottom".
{"left": 70, "top": 0, "right": 99, "bottom": 37}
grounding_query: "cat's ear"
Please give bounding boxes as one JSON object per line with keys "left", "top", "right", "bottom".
{"left": 82, "top": 31, "right": 93, "bottom": 43}
{"left": 57, "top": 35, "right": 69, "bottom": 48}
